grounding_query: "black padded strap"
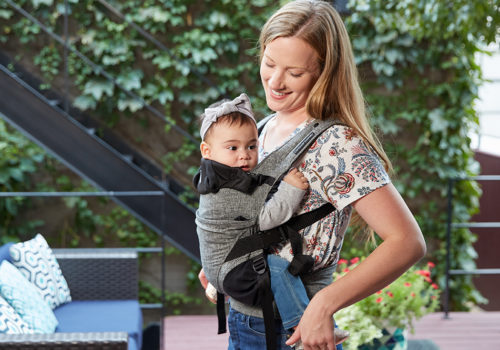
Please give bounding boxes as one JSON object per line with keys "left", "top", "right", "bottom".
{"left": 224, "top": 203, "right": 335, "bottom": 263}
{"left": 259, "top": 269, "right": 277, "bottom": 350}
{"left": 224, "top": 227, "right": 286, "bottom": 262}
{"left": 216, "top": 292, "right": 227, "bottom": 334}
{"left": 287, "top": 203, "right": 335, "bottom": 231}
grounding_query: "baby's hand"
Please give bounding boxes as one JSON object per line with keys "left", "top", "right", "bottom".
{"left": 283, "top": 168, "right": 309, "bottom": 190}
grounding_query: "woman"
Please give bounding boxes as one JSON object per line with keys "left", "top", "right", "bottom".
{"left": 200, "top": 1, "right": 426, "bottom": 349}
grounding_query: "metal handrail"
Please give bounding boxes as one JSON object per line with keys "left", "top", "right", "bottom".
{"left": 5, "top": 0, "right": 199, "bottom": 145}
{"left": 444, "top": 175, "right": 500, "bottom": 318}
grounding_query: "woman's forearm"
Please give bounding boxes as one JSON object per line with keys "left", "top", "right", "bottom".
{"left": 320, "top": 183, "right": 426, "bottom": 315}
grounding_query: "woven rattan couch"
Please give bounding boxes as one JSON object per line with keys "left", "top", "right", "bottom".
{"left": 0, "top": 245, "right": 143, "bottom": 350}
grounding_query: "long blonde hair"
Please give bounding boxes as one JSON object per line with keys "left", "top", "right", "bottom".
{"left": 259, "top": 0, "right": 391, "bottom": 172}
{"left": 259, "top": 0, "right": 392, "bottom": 240}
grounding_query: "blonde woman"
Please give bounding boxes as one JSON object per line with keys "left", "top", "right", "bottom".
{"left": 199, "top": 1, "right": 425, "bottom": 349}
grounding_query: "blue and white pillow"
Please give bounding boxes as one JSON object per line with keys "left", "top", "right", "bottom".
{"left": 10, "top": 234, "right": 71, "bottom": 309}
{"left": 0, "top": 261, "right": 58, "bottom": 333}
{"left": 0, "top": 295, "right": 34, "bottom": 334}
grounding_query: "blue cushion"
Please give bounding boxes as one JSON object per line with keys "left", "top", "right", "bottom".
{"left": 54, "top": 300, "right": 142, "bottom": 350}
{"left": 0, "top": 261, "right": 58, "bottom": 333}
{"left": 0, "top": 243, "right": 13, "bottom": 263}
{"left": 10, "top": 234, "right": 71, "bottom": 309}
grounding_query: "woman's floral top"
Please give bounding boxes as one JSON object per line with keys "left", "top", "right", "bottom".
{"left": 259, "top": 117, "right": 391, "bottom": 270}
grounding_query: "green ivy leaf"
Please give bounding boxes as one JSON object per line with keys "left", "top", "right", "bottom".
{"left": 73, "top": 95, "right": 97, "bottom": 110}
{"left": 428, "top": 108, "right": 449, "bottom": 133}
{"left": 0, "top": 9, "right": 13, "bottom": 19}
{"left": 31, "top": 0, "right": 53, "bottom": 8}
{"left": 117, "top": 98, "right": 144, "bottom": 112}
{"left": 83, "top": 80, "right": 114, "bottom": 100}
{"left": 116, "top": 69, "right": 143, "bottom": 91}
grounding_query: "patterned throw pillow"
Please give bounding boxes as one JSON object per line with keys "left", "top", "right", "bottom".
{"left": 0, "top": 261, "right": 58, "bottom": 333}
{"left": 10, "top": 234, "right": 71, "bottom": 309}
{"left": 0, "top": 295, "right": 34, "bottom": 334}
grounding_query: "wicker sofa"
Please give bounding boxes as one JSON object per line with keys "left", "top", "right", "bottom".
{"left": 0, "top": 243, "right": 143, "bottom": 350}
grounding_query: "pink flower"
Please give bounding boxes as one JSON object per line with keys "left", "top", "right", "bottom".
{"left": 376, "top": 290, "right": 383, "bottom": 295}
{"left": 416, "top": 270, "right": 430, "bottom": 277}
{"left": 404, "top": 282, "right": 412, "bottom": 287}
{"left": 338, "top": 259, "right": 348, "bottom": 265}
{"left": 427, "top": 262, "right": 436, "bottom": 269}
{"left": 387, "top": 291, "right": 394, "bottom": 298}
{"left": 376, "top": 297, "right": 383, "bottom": 303}
{"left": 350, "top": 257, "right": 360, "bottom": 265}
{"left": 431, "top": 283, "right": 439, "bottom": 290}
{"left": 411, "top": 292, "right": 416, "bottom": 298}
{"left": 343, "top": 268, "right": 350, "bottom": 273}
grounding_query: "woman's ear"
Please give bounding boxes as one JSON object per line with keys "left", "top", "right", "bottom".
{"left": 200, "top": 141, "right": 211, "bottom": 159}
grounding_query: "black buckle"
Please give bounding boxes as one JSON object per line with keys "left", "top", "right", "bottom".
{"left": 252, "top": 256, "right": 267, "bottom": 274}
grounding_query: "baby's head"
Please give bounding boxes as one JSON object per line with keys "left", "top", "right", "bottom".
{"left": 200, "top": 93, "right": 258, "bottom": 172}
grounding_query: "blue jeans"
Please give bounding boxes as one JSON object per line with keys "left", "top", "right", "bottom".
{"left": 267, "top": 254, "right": 309, "bottom": 330}
{"left": 227, "top": 307, "right": 343, "bottom": 350}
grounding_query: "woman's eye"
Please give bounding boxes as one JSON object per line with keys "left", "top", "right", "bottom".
{"left": 290, "top": 72, "right": 303, "bottom": 78}
{"left": 265, "top": 62, "right": 275, "bottom": 68}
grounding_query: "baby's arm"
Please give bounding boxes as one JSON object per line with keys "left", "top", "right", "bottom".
{"left": 259, "top": 168, "right": 309, "bottom": 231}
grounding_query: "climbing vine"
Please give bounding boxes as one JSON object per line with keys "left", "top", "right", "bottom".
{"left": 0, "top": 0, "right": 499, "bottom": 311}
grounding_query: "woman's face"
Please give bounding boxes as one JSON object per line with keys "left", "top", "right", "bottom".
{"left": 260, "top": 36, "right": 320, "bottom": 116}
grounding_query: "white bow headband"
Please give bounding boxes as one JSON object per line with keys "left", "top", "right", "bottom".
{"left": 200, "top": 93, "right": 256, "bottom": 140}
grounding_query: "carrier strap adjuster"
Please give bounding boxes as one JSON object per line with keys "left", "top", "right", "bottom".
{"left": 252, "top": 255, "right": 267, "bottom": 274}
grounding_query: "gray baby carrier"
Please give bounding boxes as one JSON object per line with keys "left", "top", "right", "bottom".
{"left": 195, "top": 118, "right": 337, "bottom": 350}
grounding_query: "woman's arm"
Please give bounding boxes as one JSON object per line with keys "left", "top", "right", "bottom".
{"left": 287, "top": 183, "right": 426, "bottom": 349}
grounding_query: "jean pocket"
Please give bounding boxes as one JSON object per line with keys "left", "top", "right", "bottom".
{"left": 246, "top": 315, "right": 267, "bottom": 336}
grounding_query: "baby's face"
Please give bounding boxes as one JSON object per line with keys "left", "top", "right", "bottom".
{"left": 201, "top": 122, "right": 258, "bottom": 172}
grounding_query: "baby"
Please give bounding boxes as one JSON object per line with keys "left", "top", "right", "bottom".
{"left": 194, "top": 93, "right": 349, "bottom": 348}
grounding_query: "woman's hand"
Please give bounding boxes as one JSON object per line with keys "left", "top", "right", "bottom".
{"left": 286, "top": 289, "right": 336, "bottom": 350}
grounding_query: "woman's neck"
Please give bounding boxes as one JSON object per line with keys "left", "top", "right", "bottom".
{"left": 262, "top": 109, "right": 312, "bottom": 152}
{"left": 274, "top": 108, "right": 311, "bottom": 129}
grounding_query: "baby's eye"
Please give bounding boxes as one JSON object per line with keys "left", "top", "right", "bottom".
{"left": 248, "top": 145, "right": 257, "bottom": 150}
{"left": 227, "top": 146, "right": 237, "bottom": 151}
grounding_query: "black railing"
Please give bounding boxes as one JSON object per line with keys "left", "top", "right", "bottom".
{"left": 444, "top": 175, "right": 500, "bottom": 318}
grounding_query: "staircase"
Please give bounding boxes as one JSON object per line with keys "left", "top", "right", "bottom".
{"left": 0, "top": 52, "right": 200, "bottom": 262}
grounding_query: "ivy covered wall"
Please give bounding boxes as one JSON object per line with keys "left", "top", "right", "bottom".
{"left": 0, "top": 0, "right": 499, "bottom": 311}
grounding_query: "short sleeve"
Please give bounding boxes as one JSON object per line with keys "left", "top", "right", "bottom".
{"left": 299, "top": 125, "right": 391, "bottom": 211}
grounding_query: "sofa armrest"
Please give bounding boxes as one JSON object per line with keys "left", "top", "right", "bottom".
{"left": 54, "top": 248, "right": 138, "bottom": 300}
{"left": 0, "top": 332, "right": 128, "bottom": 349}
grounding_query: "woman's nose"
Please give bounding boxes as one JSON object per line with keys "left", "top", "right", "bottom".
{"left": 268, "top": 70, "right": 284, "bottom": 89}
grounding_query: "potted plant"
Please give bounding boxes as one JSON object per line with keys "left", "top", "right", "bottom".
{"left": 333, "top": 257, "right": 440, "bottom": 350}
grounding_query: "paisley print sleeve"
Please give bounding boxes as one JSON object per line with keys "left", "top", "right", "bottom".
{"left": 300, "top": 125, "right": 391, "bottom": 211}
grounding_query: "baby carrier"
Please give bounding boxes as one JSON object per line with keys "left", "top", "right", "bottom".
{"left": 195, "top": 118, "right": 337, "bottom": 350}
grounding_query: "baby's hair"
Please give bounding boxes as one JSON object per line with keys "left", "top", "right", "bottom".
{"left": 200, "top": 99, "right": 256, "bottom": 141}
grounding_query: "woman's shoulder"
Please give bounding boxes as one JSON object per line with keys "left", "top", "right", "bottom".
{"left": 311, "top": 122, "right": 365, "bottom": 151}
